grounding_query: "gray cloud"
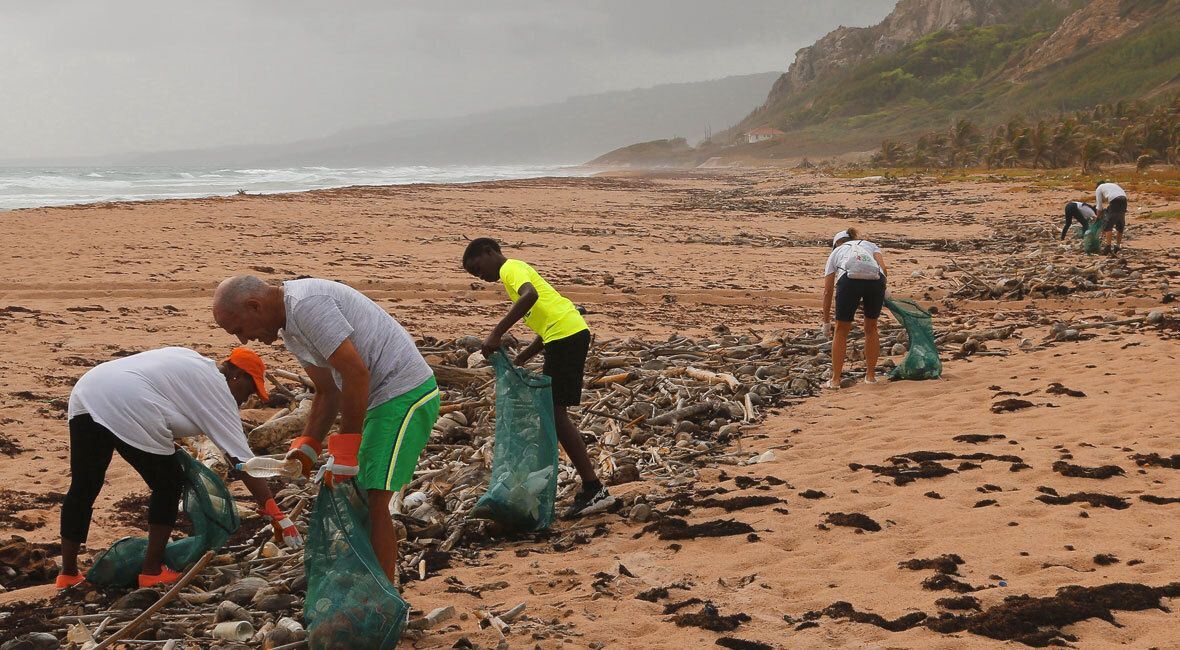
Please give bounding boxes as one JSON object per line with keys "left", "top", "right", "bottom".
{"left": 0, "top": 1, "right": 895, "bottom": 159}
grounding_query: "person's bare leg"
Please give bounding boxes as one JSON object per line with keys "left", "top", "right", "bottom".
{"left": 60, "top": 538, "right": 82, "bottom": 576}
{"left": 864, "top": 317, "right": 880, "bottom": 381}
{"left": 367, "top": 489, "right": 398, "bottom": 583}
{"left": 554, "top": 406, "right": 598, "bottom": 485}
{"left": 141, "top": 524, "right": 172, "bottom": 575}
{"left": 831, "top": 321, "right": 852, "bottom": 385}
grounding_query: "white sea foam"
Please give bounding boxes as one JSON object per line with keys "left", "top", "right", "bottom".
{"left": 0, "top": 164, "right": 586, "bottom": 210}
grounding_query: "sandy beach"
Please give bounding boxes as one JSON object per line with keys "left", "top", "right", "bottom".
{"left": 1, "top": 169, "right": 1178, "bottom": 648}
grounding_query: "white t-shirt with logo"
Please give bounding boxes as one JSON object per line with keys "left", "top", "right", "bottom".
{"left": 824, "top": 240, "right": 882, "bottom": 282}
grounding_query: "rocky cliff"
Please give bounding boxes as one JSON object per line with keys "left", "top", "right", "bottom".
{"left": 1008, "top": 0, "right": 1152, "bottom": 81}
{"left": 764, "top": 0, "right": 1069, "bottom": 108}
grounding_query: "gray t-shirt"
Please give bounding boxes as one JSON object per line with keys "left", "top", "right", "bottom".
{"left": 281, "top": 279, "right": 433, "bottom": 407}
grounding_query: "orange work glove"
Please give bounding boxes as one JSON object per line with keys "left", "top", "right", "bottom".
{"left": 261, "top": 498, "right": 303, "bottom": 549}
{"left": 322, "top": 433, "right": 361, "bottom": 488}
{"left": 285, "top": 436, "right": 322, "bottom": 478}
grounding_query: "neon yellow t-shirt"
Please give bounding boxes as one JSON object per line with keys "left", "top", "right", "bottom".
{"left": 499, "top": 259, "right": 588, "bottom": 343}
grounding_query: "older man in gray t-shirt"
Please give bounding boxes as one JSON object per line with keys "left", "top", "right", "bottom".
{"left": 213, "top": 275, "right": 440, "bottom": 583}
{"left": 281, "top": 278, "right": 432, "bottom": 406}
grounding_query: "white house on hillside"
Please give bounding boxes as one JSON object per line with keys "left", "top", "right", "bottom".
{"left": 745, "top": 126, "right": 786, "bottom": 144}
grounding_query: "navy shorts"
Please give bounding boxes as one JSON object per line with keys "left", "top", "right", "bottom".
{"left": 835, "top": 274, "right": 886, "bottom": 322}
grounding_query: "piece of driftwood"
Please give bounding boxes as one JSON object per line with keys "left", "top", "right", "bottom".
{"left": 92, "top": 551, "right": 215, "bottom": 650}
{"left": 248, "top": 399, "right": 312, "bottom": 450}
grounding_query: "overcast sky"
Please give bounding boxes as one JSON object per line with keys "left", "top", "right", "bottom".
{"left": 1, "top": 1, "right": 895, "bottom": 159}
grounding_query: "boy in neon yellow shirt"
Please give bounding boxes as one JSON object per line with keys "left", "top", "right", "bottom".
{"left": 463, "top": 237, "right": 615, "bottom": 518}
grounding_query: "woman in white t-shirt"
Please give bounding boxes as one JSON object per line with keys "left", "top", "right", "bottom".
{"left": 56, "top": 347, "right": 301, "bottom": 590}
{"left": 822, "top": 228, "right": 888, "bottom": 388}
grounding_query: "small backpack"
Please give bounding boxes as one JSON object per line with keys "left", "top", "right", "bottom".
{"left": 841, "top": 240, "right": 882, "bottom": 280}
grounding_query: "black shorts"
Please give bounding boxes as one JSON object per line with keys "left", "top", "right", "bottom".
{"left": 543, "top": 328, "right": 590, "bottom": 407}
{"left": 1102, "top": 197, "right": 1127, "bottom": 233}
{"left": 835, "top": 274, "right": 886, "bottom": 322}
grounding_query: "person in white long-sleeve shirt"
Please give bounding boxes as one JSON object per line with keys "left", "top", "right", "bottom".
{"left": 1095, "top": 181, "right": 1128, "bottom": 255}
{"left": 56, "top": 346, "right": 300, "bottom": 590}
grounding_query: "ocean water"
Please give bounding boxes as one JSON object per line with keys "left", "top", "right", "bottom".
{"left": 0, "top": 164, "right": 588, "bottom": 211}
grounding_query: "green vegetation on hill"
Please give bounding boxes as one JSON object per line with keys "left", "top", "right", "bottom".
{"left": 740, "top": 0, "right": 1180, "bottom": 158}
{"left": 780, "top": 24, "right": 1049, "bottom": 130}
{"left": 589, "top": 138, "right": 692, "bottom": 166}
{"left": 871, "top": 95, "right": 1180, "bottom": 172}
{"left": 1009, "top": 16, "right": 1180, "bottom": 113}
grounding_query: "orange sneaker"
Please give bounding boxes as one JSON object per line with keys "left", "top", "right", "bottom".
{"left": 137, "top": 566, "right": 182, "bottom": 588}
{"left": 55, "top": 572, "right": 85, "bottom": 589}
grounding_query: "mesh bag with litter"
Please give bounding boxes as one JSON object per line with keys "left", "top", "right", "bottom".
{"left": 1083, "top": 216, "right": 1104, "bottom": 254}
{"left": 469, "top": 350, "right": 559, "bottom": 532}
{"left": 884, "top": 297, "right": 943, "bottom": 380}
{"left": 304, "top": 482, "right": 409, "bottom": 650}
{"left": 86, "top": 448, "right": 240, "bottom": 586}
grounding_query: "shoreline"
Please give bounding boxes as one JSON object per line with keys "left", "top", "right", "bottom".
{"left": 0, "top": 163, "right": 594, "bottom": 213}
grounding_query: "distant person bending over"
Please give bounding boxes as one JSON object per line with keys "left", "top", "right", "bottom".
{"left": 213, "top": 275, "right": 439, "bottom": 584}
{"left": 463, "top": 238, "right": 615, "bottom": 518}
{"left": 1061, "top": 200, "right": 1096, "bottom": 240}
{"left": 821, "top": 228, "right": 888, "bottom": 388}
{"left": 57, "top": 347, "right": 298, "bottom": 589}
{"left": 1095, "top": 180, "right": 1128, "bottom": 255}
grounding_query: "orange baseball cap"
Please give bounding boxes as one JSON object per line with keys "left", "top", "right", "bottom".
{"left": 225, "top": 347, "right": 269, "bottom": 401}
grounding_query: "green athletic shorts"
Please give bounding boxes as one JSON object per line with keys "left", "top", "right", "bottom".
{"left": 357, "top": 376, "right": 440, "bottom": 492}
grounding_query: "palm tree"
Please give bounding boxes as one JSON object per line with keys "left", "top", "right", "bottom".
{"left": 1079, "top": 137, "right": 1116, "bottom": 174}
{"left": 1114, "top": 125, "right": 1142, "bottom": 163}
{"left": 984, "top": 134, "right": 1013, "bottom": 168}
{"left": 1027, "top": 122, "right": 1054, "bottom": 168}
{"left": 879, "top": 93, "right": 1178, "bottom": 171}
{"left": 946, "top": 119, "right": 981, "bottom": 167}
{"left": 875, "top": 139, "right": 907, "bottom": 166}
{"left": 1053, "top": 118, "right": 1082, "bottom": 166}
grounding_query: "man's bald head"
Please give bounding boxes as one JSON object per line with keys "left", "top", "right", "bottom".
{"left": 213, "top": 275, "right": 285, "bottom": 345}
{"left": 214, "top": 275, "right": 269, "bottom": 312}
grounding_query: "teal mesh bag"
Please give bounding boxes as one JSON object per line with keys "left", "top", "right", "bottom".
{"left": 1083, "top": 216, "right": 1104, "bottom": 254}
{"left": 884, "top": 297, "right": 942, "bottom": 380}
{"left": 469, "top": 350, "right": 559, "bottom": 532}
{"left": 305, "top": 482, "right": 409, "bottom": 650}
{"left": 86, "top": 449, "right": 240, "bottom": 586}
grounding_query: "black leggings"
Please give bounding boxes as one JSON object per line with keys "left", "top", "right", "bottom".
{"left": 1062, "top": 203, "right": 1091, "bottom": 240}
{"left": 61, "top": 414, "right": 184, "bottom": 543}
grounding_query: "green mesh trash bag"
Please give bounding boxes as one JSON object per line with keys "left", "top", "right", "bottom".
{"left": 86, "top": 449, "right": 240, "bottom": 586}
{"left": 1083, "top": 216, "right": 1104, "bottom": 254}
{"left": 884, "top": 297, "right": 942, "bottom": 380}
{"left": 304, "top": 482, "right": 409, "bottom": 650}
{"left": 469, "top": 349, "right": 559, "bottom": 532}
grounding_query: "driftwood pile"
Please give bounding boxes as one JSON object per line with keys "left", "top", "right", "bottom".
{"left": 2, "top": 330, "right": 872, "bottom": 649}
{"left": 6, "top": 307, "right": 1178, "bottom": 649}
{"left": 928, "top": 223, "right": 1174, "bottom": 302}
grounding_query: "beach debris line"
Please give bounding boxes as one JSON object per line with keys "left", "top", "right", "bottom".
{"left": 800, "top": 581, "right": 1180, "bottom": 647}
{"left": 11, "top": 312, "right": 1172, "bottom": 647}
{"left": 0, "top": 328, "right": 848, "bottom": 647}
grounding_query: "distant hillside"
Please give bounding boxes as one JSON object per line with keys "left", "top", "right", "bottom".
{"left": 95, "top": 73, "right": 779, "bottom": 168}
{"left": 595, "top": 0, "right": 1180, "bottom": 166}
